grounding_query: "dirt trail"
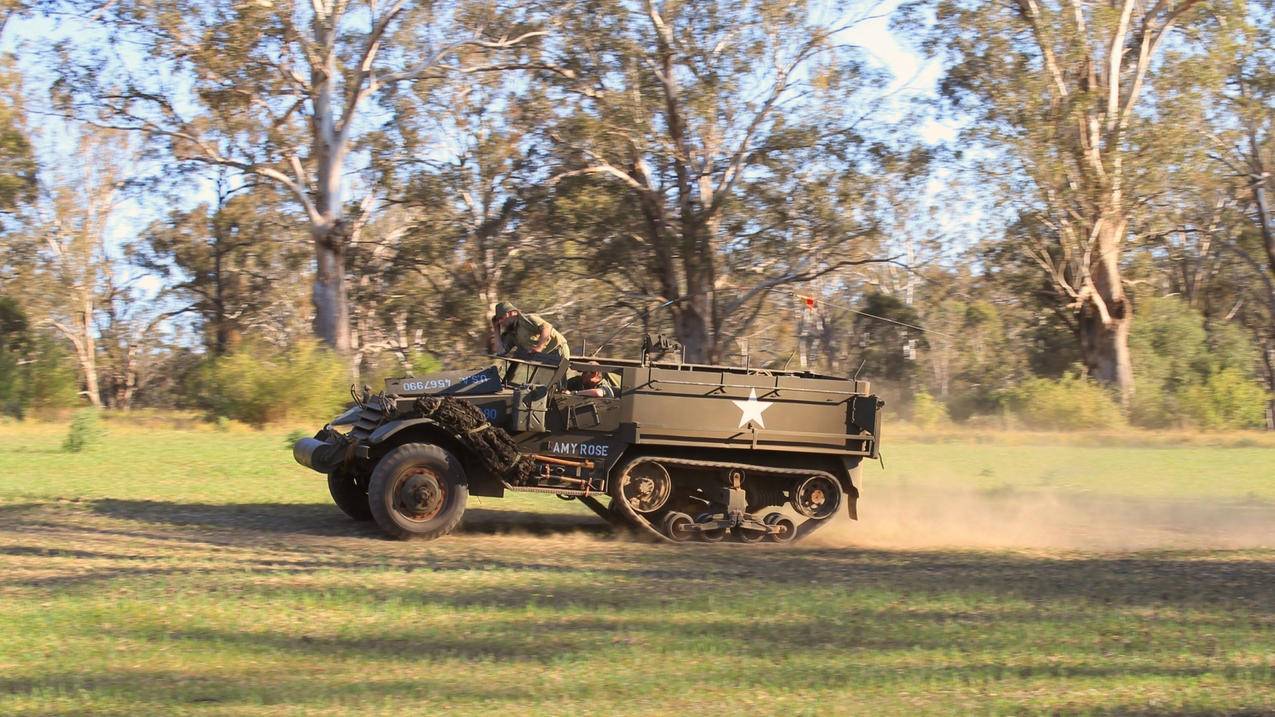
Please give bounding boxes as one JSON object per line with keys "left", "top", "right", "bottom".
{"left": 812, "top": 482, "right": 1275, "bottom": 551}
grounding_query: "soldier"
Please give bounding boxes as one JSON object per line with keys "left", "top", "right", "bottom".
{"left": 565, "top": 361, "right": 617, "bottom": 398}
{"left": 490, "top": 301, "right": 570, "bottom": 365}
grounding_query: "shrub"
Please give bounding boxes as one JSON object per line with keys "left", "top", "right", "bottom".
{"left": 283, "top": 428, "right": 310, "bottom": 450}
{"left": 200, "top": 340, "right": 348, "bottom": 427}
{"left": 361, "top": 351, "right": 442, "bottom": 390}
{"left": 1007, "top": 374, "right": 1125, "bottom": 430}
{"left": 1178, "top": 368, "right": 1270, "bottom": 430}
{"left": 62, "top": 409, "right": 104, "bottom": 452}
{"left": 910, "top": 390, "right": 950, "bottom": 429}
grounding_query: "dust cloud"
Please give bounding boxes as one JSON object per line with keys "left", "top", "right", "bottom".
{"left": 810, "top": 482, "right": 1275, "bottom": 552}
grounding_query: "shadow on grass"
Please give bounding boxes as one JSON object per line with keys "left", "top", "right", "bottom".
{"left": 5, "top": 502, "right": 1275, "bottom": 714}
{"left": 0, "top": 498, "right": 1264, "bottom": 616}
{"left": 86, "top": 499, "right": 610, "bottom": 538}
{"left": 0, "top": 497, "right": 1263, "bottom": 617}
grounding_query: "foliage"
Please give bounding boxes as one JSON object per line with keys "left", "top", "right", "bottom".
{"left": 53, "top": 0, "right": 541, "bottom": 352}
{"left": 903, "top": 0, "right": 1237, "bottom": 399}
{"left": 61, "top": 408, "right": 103, "bottom": 452}
{"left": 539, "top": 0, "right": 903, "bottom": 362}
{"left": 0, "top": 56, "right": 35, "bottom": 214}
{"left": 1008, "top": 374, "right": 1125, "bottom": 430}
{"left": 135, "top": 184, "right": 310, "bottom": 356}
{"left": 0, "top": 297, "right": 80, "bottom": 417}
{"left": 360, "top": 350, "right": 444, "bottom": 392}
{"left": 1129, "top": 295, "right": 1210, "bottom": 427}
{"left": 1179, "top": 369, "right": 1270, "bottom": 430}
{"left": 0, "top": 0, "right": 1266, "bottom": 430}
{"left": 1129, "top": 296, "right": 1267, "bottom": 429}
{"left": 19, "top": 336, "right": 81, "bottom": 414}
{"left": 199, "top": 341, "right": 348, "bottom": 427}
{"left": 910, "top": 390, "right": 950, "bottom": 429}
{"left": 853, "top": 293, "right": 926, "bottom": 388}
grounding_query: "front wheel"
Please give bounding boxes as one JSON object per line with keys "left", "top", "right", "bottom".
{"left": 327, "top": 470, "right": 373, "bottom": 521}
{"left": 368, "top": 443, "right": 468, "bottom": 541}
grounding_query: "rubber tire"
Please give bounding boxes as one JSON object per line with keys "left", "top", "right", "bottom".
{"left": 662, "top": 511, "right": 695, "bottom": 542}
{"left": 764, "top": 513, "right": 797, "bottom": 544}
{"left": 327, "top": 471, "right": 373, "bottom": 521}
{"left": 368, "top": 443, "right": 468, "bottom": 541}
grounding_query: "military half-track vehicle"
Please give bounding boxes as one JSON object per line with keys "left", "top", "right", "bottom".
{"left": 293, "top": 337, "right": 882, "bottom": 544}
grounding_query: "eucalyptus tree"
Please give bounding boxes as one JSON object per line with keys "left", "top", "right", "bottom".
{"left": 21, "top": 127, "right": 133, "bottom": 407}
{"left": 537, "top": 0, "right": 904, "bottom": 363}
{"left": 0, "top": 19, "right": 34, "bottom": 216}
{"left": 1215, "top": 0, "right": 1272, "bottom": 276}
{"left": 136, "top": 179, "right": 311, "bottom": 356}
{"left": 906, "top": 0, "right": 1235, "bottom": 403}
{"left": 369, "top": 71, "right": 555, "bottom": 363}
{"left": 51, "top": 0, "right": 543, "bottom": 353}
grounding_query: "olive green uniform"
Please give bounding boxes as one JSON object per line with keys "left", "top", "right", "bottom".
{"left": 565, "top": 374, "right": 616, "bottom": 398}
{"left": 500, "top": 313, "right": 570, "bottom": 363}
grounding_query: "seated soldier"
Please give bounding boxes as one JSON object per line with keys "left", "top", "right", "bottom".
{"left": 490, "top": 301, "right": 570, "bottom": 364}
{"left": 565, "top": 361, "right": 617, "bottom": 398}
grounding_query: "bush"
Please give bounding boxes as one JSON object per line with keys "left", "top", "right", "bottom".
{"left": 200, "top": 340, "right": 348, "bottom": 427}
{"left": 1007, "top": 374, "right": 1125, "bottom": 430}
{"left": 1178, "top": 368, "right": 1270, "bottom": 430}
{"left": 62, "top": 409, "right": 104, "bottom": 452}
{"left": 361, "top": 350, "right": 442, "bottom": 390}
{"left": 910, "top": 390, "right": 950, "bottom": 429}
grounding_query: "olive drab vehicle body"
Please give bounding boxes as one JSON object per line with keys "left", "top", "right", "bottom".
{"left": 293, "top": 336, "right": 883, "bottom": 544}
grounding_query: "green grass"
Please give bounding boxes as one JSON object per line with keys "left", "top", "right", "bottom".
{"left": 871, "top": 442, "right": 1275, "bottom": 501}
{"left": 0, "top": 420, "right": 1273, "bottom": 716}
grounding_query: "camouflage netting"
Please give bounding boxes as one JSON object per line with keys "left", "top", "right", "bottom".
{"left": 412, "top": 396, "right": 535, "bottom": 483}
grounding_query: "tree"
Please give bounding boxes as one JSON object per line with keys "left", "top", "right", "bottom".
{"left": 29, "top": 128, "right": 129, "bottom": 407}
{"left": 361, "top": 70, "right": 554, "bottom": 366}
{"left": 52, "top": 0, "right": 543, "bottom": 353}
{"left": 136, "top": 178, "right": 310, "bottom": 355}
{"left": 1212, "top": 0, "right": 1272, "bottom": 276}
{"left": 538, "top": 0, "right": 902, "bottom": 363}
{"left": 909, "top": 0, "right": 1231, "bottom": 404}
{"left": 0, "top": 15, "right": 35, "bottom": 216}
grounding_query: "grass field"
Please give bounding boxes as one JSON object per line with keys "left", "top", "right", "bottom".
{"left": 1, "top": 420, "right": 1273, "bottom": 716}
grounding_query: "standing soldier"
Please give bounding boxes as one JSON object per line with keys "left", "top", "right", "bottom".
{"left": 490, "top": 301, "right": 570, "bottom": 367}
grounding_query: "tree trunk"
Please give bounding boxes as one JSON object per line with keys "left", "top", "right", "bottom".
{"left": 313, "top": 233, "right": 351, "bottom": 353}
{"left": 1253, "top": 173, "right": 1274, "bottom": 278}
{"left": 1078, "top": 305, "right": 1133, "bottom": 392}
{"left": 673, "top": 303, "right": 712, "bottom": 363}
{"left": 309, "top": 42, "right": 353, "bottom": 355}
{"left": 1079, "top": 214, "right": 1135, "bottom": 405}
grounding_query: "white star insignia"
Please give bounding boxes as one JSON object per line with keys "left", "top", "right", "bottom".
{"left": 732, "top": 388, "right": 774, "bottom": 429}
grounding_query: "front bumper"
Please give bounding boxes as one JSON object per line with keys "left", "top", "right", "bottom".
{"left": 292, "top": 433, "right": 351, "bottom": 474}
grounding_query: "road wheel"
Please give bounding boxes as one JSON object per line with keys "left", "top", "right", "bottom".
{"left": 368, "top": 443, "right": 468, "bottom": 541}
{"left": 327, "top": 470, "right": 373, "bottom": 521}
{"left": 763, "top": 512, "right": 797, "bottom": 544}
{"left": 695, "top": 513, "right": 728, "bottom": 542}
{"left": 661, "top": 511, "right": 695, "bottom": 542}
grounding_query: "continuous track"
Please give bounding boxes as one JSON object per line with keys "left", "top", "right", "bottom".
{"left": 605, "top": 455, "right": 843, "bottom": 544}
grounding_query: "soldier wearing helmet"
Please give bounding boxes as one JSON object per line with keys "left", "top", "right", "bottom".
{"left": 489, "top": 301, "right": 570, "bottom": 365}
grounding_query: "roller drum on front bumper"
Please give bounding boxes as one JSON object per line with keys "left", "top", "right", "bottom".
{"left": 293, "top": 437, "right": 347, "bottom": 474}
